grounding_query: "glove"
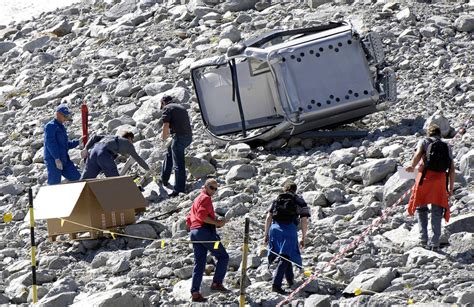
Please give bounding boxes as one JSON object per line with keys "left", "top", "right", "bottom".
{"left": 55, "top": 159, "right": 63, "bottom": 170}
{"left": 81, "top": 149, "right": 89, "bottom": 159}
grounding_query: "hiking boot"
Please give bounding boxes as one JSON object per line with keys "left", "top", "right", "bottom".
{"left": 191, "top": 292, "right": 207, "bottom": 302}
{"left": 287, "top": 279, "right": 295, "bottom": 288}
{"left": 430, "top": 246, "right": 440, "bottom": 252}
{"left": 272, "top": 285, "right": 288, "bottom": 295}
{"left": 210, "top": 283, "right": 229, "bottom": 292}
{"left": 420, "top": 241, "right": 428, "bottom": 248}
{"left": 168, "top": 191, "right": 180, "bottom": 198}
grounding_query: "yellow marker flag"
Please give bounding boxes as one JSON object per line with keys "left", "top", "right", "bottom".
{"left": 153, "top": 176, "right": 156, "bottom": 182}
{"left": 407, "top": 299, "right": 414, "bottom": 304}
{"left": 354, "top": 288, "right": 362, "bottom": 296}
{"left": 161, "top": 240, "right": 165, "bottom": 249}
{"left": 304, "top": 270, "right": 312, "bottom": 277}
{"left": 3, "top": 213, "right": 12, "bottom": 223}
{"left": 214, "top": 241, "right": 219, "bottom": 249}
{"left": 134, "top": 178, "right": 140, "bottom": 184}
{"left": 110, "top": 232, "right": 116, "bottom": 240}
{"left": 60, "top": 219, "right": 65, "bottom": 227}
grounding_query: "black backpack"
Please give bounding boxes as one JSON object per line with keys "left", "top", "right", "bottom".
{"left": 419, "top": 138, "right": 451, "bottom": 187}
{"left": 272, "top": 193, "right": 298, "bottom": 223}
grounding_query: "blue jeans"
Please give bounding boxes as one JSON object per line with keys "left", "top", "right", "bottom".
{"left": 190, "top": 227, "right": 229, "bottom": 293}
{"left": 161, "top": 134, "right": 192, "bottom": 193}
{"left": 45, "top": 158, "right": 80, "bottom": 185}
{"left": 416, "top": 205, "right": 444, "bottom": 247}
{"left": 81, "top": 143, "right": 119, "bottom": 179}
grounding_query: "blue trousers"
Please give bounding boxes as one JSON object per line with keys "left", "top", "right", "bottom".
{"left": 416, "top": 205, "right": 444, "bottom": 247}
{"left": 45, "top": 159, "right": 80, "bottom": 185}
{"left": 81, "top": 143, "right": 119, "bottom": 180}
{"left": 161, "top": 134, "right": 192, "bottom": 193}
{"left": 273, "top": 255, "right": 295, "bottom": 288}
{"left": 190, "top": 227, "right": 229, "bottom": 293}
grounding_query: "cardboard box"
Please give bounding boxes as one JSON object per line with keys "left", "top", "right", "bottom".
{"left": 33, "top": 176, "right": 148, "bottom": 238}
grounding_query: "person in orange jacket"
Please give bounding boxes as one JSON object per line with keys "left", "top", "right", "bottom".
{"left": 405, "top": 124, "right": 455, "bottom": 251}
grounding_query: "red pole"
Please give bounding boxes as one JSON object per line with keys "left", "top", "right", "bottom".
{"left": 81, "top": 101, "right": 89, "bottom": 146}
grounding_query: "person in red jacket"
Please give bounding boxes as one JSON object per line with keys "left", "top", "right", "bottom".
{"left": 186, "top": 178, "right": 229, "bottom": 302}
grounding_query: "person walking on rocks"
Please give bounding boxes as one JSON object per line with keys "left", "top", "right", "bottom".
{"left": 160, "top": 95, "right": 193, "bottom": 197}
{"left": 264, "top": 181, "right": 310, "bottom": 294}
{"left": 406, "top": 124, "right": 455, "bottom": 251}
{"left": 186, "top": 178, "right": 229, "bottom": 302}
{"left": 43, "top": 104, "right": 81, "bottom": 185}
{"left": 80, "top": 131, "right": 150, "bottom": 179}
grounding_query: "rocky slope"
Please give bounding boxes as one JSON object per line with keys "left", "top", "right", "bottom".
{"left": 0, "top": 0, "right": 473, "bottom": 306}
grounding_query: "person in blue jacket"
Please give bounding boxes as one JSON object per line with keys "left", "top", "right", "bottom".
{"left": 43, "top": 104, "right": 81, "bottom": 185}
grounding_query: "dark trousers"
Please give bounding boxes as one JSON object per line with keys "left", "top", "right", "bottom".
{"left": 416, "top": 205, "right": 444, "bottom": 247}
{"left": 81, "top": 143, "right": 119, "bottom": 179}
{"left": 45, "top": 159, "right": 80, "bottom": 185}
{"left": 161, "top": 134, "right": 192, "bottom": 193}
{"left": 273, "top": 255, "right": 294, "bottom": 288}
{"left": 190, "top": 227, "right": 229, "bottom": 293}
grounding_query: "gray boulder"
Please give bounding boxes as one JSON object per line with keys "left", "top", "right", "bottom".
{"left": 314, "top": 174, "right": 345, "bottom": 189}
{"left": 329, "top": 148, "right": 357, "bottom": 167}
{"left": 71, "top": 289, "right": 144, "bottom": 307}
{"left": 0, "top": 42, "right": 16, "bottom": 55}
{"left": 37, "top": 292, "right": 77, "bottom": 307}
{"left": 448, "top": 232, "right": 473, "bottom": 254}
{"left": 175, "top": 266, "right": 193, "bottom": 279}
{"left": 459, "top": 149, "right": 474, "bottom": 181}
{"left": 227, "top": 143, "right": 251, "bottom": 158}
{"left": 220, "top": 25, "right": 241, "bottom": 42}
{"left": 47, "top": 20, "right": 72, "bottom": 37}
{"left": 29, "top": 82, "right": 83, "bottom": 107}
{"left": 454, "top": 15, "right": 474, "bottom": 32}
{"left": 125, "top": 223, "right": 158, "bottom": 239}
{"left": 105, "top": 0, "right": 138, "bottom": 21}
{"left": 348, "top": 159, "right": 397, "bottom": 186}
{"left": 115, "top": 81, "right": 134, "bottom": 97}
{"left": 302, "top": 191, "right": 328, "bottom": 207}
{"left": 23, "top": 36, "right": 51, "bottom": 53}
{"left": 132, "top": 96, "right": 161, "bottom": 123}
{"left": 304, "top": 294, "right": 331, "bottom": 307}
{"left": 445, "top": 213, "right": 474, "bottom": 234}
{"left": 343, "top": 268, "right": 397, "bottom": 294}
{"left": 404, "top": 247, "right": 445, "bottom": 267}
{"left": 143, "top": 82, "right": 172, "bottom": 96}
{"left": 423, "top": 111, "right": 451, "bottom": 137}
{"left": 0, "top": 182, "right": 25, "bottom": 196}
{"left": 222, "top": 0, "right": 259, "bottom": 11}
{"left": 185, "top": 156, "right": 216, "bottom": 179}
{"left": 226, "top": 164, "right": 257, "bottom": 183}
{"left": 173, "top": 276, "right": 213, "bottom": 301}
{"left": 383, "top": 169, "right": 415, "bottom": 206}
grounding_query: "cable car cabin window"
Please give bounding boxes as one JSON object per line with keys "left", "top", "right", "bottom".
{"left": 249, "top": 58, "right": 270, "bottom": 76}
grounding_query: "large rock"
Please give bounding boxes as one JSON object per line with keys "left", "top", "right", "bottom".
{"left": 448, "top": 232, "right": 473, "bottom": 254}
{"left": 227, "top": 143, "right": 251, "bottom": 158}
{"left": 454, "top": 15, "right": 474, "bottom": 32}
{"left": 23, "top": 36, "right": 51, "bottom": 53}
{"left": 382, "top": 225, "right": 418, "bottom": 249}
{"left": 329, "top": 148, "right": 357, "bottom": 167}
{"left": 225, "top": 164, "right": 257, "bottom": 183}
{"left": 0, "top": 182, "right": 25, "bottom": 196}
{"left": 343, "top": 268, "right": 397, "bottom": 294}
{"left": 222, "top": 0, "right": 259, "bottom": 12}
{"left": 132, "top": 96, "right": 162, "bottom": 123}
{"left": 383, "top": 169, "right": 415, "bottom": 206}
{"left": 0, "top": 42, "right": 16, "bottom": 55}
{"left": 37, "top": 292, "right": 77, "bottom": 307}
{"left": 304, "top": 294, "right": 331, "bottom": 307}
{"left": 423, "top": 111, "right": 451, "bottom": 137}
{"left": 143, "top": 82, "right": 172, "bottom": 96}
{"left": 220, "top": 25, "right": 241, "bottom": 42}
{"left": 185, "top": 156, "right": 216, "bottom": 179}
{"left": 105, "top": 0, "right": 138, "bottom": 21}
{"left": 47, "top": 20, "right": 72, "bottom": 37}
{"left": 348, "top": 159, "right": 397, "bottom": 186}
{"left": 445, "top": 213, "right": 474, "bottom": 234}
{"left": 124, "top": 223, "right": 158, "bottom": 239}
{"left": 115, "top": 80, "right": 134, "bottom": 97}
{"left": 404, "top": 247, "right": 445, "bottom": 267}
{"left": 303, "top": 191, "right": 328, "bottom": 207}
{"left": 459, "top": 149, "right": 474, "bottom": 181}
{"left": 314, "top": 173, "right": 345, "bottom": 189}
{"left": 29, "top": 82, "right": 83, "bottom": 107}
{"left": 71, "top": 289, "right": 144, "bottom": 307}
{"left": 172, "top": 276, "right": 213, "bottom": 301}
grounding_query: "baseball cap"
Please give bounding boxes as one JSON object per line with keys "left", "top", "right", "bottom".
{"left": 56, "top": 104, "right": 71, "bottom": 117}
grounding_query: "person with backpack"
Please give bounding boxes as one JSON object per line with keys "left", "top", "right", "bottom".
{"left": 264, "top": 181, "right": 310, "bottom": 294}
{"left": 405, "top": 124, "right": 455, "bottom": 251}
